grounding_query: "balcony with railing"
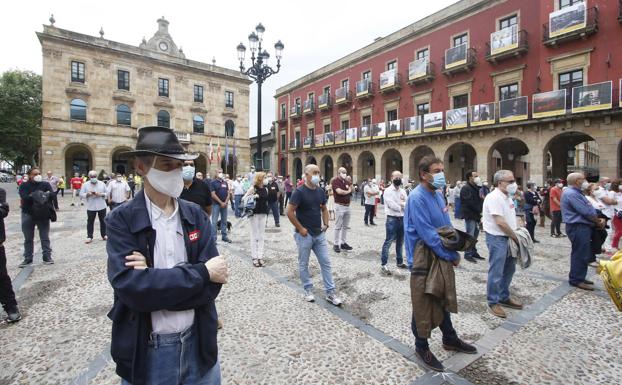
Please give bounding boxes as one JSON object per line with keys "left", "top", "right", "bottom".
{"left": 334, "top": 86, "right": 351, "bottom": 105}
{"left": 290, "top": 104, "right": 301, "bottom": 118}
{"left": 379, "top": 70, "right": 401, "bottom": 94}
{"left": 407, "top": 60, "right": 435, "bottom": 86}
{"left": 355, "top": 79, "right": 373, "bottom": 99}
{"left": 442, "top": 46, "right": 476, "bottom": 76}
{"left": 175, "top": 131, "right": 191, "bottom": 143}
{"left": 318, "top": 94, "right": 331, "bottom": 111}
{"left": 303, "top": 99, "right": 315, "bottom": 115}
{"left": 289, "top": 138, "right": 301, "bottom": 150}
{"left": 485, "top": 29, "right": 529, "bottom": 64}
{"left": 277, "top": 111, "right": 288, "bottom": 123}
{"left": 542, "top": 6, "right": 598, "bottom": 46}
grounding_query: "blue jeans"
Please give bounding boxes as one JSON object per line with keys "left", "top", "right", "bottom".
{"left": 21, "top": 212, "right": 52, "bottom": 262}
{"left": 211, "top": 204, "right": 228, "bottom": 240}
{"left": 234, "top": 194, "right": 243, "bottom": 217}
{"left": 120, "top": 326, "right": 221, "bottom": 385}
{"left": 454, "top": 198, "right": 462, "bottom": 219}
{"left": 486, "top": 233, "right": 516, "bottom": 305}
{"left": 381, "top": 216, "right": 404, "bottom": 265}
{"left": 268, "top": 201, "right": 280, "bottom": 225}
{"left": 464, "top": 219, "right": 480, "bottom": 258}
{"left": 411, "top": 310, "right": 458, "bottom": 351}
{"left": 566, "top": 223, "right": 592, "bottom": 286}
{"left": 294, "top": 231, "right": 335, "bottom": 294}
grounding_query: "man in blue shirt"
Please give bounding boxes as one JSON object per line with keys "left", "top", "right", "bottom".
{"left": 210, "top": 169, "right": 232, "bottom": 243}
{"left": 561, "top": 172, "right": 604, "bottom": 291}
{"left": 404, "top": 156, "right": 476, "bottom": 372}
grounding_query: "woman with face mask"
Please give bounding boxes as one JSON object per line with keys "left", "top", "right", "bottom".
{"left": 243, "top": 172, "right": 269, "bottom": 267}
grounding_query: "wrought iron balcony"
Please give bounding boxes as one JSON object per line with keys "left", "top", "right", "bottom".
{"left": 175, "top": 131, "right": 191, "bottom": 143}
{"left": 289, "top": 138, "right": 301, "bottom": 150}
{"left": 442, "top": 47, "right": 476, "bottom": 76}
{"left": 334, "top": 87, "right": 351, "bottom": 105}
{"left": 542, "top": 6, "right": 598, "bottom": 46}
{"left": 289, "top": 105, "right": 301, "bottom": 118}
{"left": 355, "top": 79, "right": 373, "bottom": 99}
{"left": 277, "top": 112, "right": 288, "bottom": 123}
{"left": 485, "top": 29, "right": 529, "bottom": 64}
{"left": 408, "top": 60, "right": 435, "bottom": 85}
{"left": 318, "top": 94, "right": 331, "bottom": 110}
{"left": 379, "top": 70, "right": 401, "bottom": 93}
{"left": 303, "top": 99, "right": 315, "bottom": 115}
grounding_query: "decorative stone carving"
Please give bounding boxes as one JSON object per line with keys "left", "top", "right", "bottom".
{"left": 42, "top": 48, "right": 62, "bottom": 59}
{"left": 153, "top": 101, "right": 174, "bottom": 108}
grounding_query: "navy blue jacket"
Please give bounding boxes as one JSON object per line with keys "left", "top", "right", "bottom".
{"left": 105, "top": 190, "right": 221, "bottom": 385}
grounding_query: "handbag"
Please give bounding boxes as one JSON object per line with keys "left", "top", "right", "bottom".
{"left": 598, "top": 250, "right": 622, "bottom": 311}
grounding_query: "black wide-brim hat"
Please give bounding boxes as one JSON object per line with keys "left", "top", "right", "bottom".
{"left": 119, "top": 126, "right": 198, "bottom": 160}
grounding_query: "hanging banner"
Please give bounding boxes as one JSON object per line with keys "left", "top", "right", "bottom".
{"left": 373, "top": 122, "right": 387, "bottom": 139}
{"left": 423, "top": 112, "right": 443, "bottom": 132}
{"left": 549, "top": 2, "right": 587, "bottom": 38}
{"left": 387, "top": 120, "right": 402, "bottom": 137}
{"left": 324, "top": 132, "right": 335, "bottom": 146}
{"left": 490, "top": 25, "right": 518, "bottom": 55}
{"left": 359, "top": 125, "right": 372, "bottom": 141}
{"left": 469, "top": 102, "right": 496, "bottom": 127}
{"left": 446, "top": 107, "right": 468, "bottom": 130}
{"left": 314, "top": 133, "right": 324, "bottom": 147}
{"left": 533, "top": 90, "right": 566, "bottom": 118}
{"left": 404, "top": 116, "right": 423, "bottom": 136}
{"left": 334, "top": 129, "right": 346, "bottom": 144}
{"left": 499, "top": 96, "right": 529, "bottom": 123}
{"left": 346, "top": 127, "right": 358, "bottom": 143}
{"left": 444, "top": 43, "right": 467, "bottom": 69}
{"left": 356, "top": 80, "right": 370, "bottom": 96}
{"left": 379, "top": 70, "right": 396, "bottom": 90}
{"left": 408, "top": 58, "right": 428, "bottom": 80}
{"left": 571, "top": 81, "right": 613, "bottom": 114}
{"left": 303, "top": 136, "right": 312, "bottom": 149}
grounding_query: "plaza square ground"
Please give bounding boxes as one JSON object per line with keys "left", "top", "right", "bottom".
{"left": 0, "top": 182, "right": 620, "bottom": 385}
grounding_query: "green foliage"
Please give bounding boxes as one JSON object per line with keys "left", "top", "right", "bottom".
{"left": 0, "top": 70, "right": 42, "bottom": 171}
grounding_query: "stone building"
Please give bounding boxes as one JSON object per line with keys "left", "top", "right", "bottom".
{"left": 250, "top": 124, "right": 278, "bottom": 174}
{"left": 37, "top": 17, "right": 251, "bottom": 179}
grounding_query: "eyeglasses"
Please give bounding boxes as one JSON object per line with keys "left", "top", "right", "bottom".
{"left": 502, "top": 179, "right": 515, "bottom": 184}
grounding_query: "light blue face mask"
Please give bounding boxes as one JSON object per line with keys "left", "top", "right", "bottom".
{"left": 430, "top": 171, "right": 446, "bottom": 189}
{"left": 182, "top": 166, "right": 195, "bottom": 181}
{"left": 311, "top": 175, "right": 321, "bottom": 186}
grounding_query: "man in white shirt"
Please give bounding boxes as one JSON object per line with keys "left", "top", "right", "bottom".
{"left": 595, "top": 177, "right": 618, "bottom": 253}
{"left": 80, "top": 170, "right": 108, "bottom": 244}
{"left": 232, "top": 175, "right": 245, "bottom": 217}
{"left": 106, "top": 174, "right": 130, "bottom": 210}
{"left": 380, "top": 171, "right": 408, "bottom": 274}
{"left": 363, "top": 179, "right": 379, "bottom": 226}
{"left": 483, "top": 170, "right": 523, "bottom": 319}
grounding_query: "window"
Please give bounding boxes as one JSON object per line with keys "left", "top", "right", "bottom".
{"left": 295, "top": 97, "right": 301, "bottom": 107}
{"left": 295, "top": 131, "right": 301, "bottom": 146}
{"left": 453, "top": 33, "right": 468, "bottom": 47}
{"left": 158, "top": 78, "right": 169, "bottom": 97}
{"left": 323, "top": 86, "right": 330, "bottom": 96}
{"left": 387, "top": 61, "right": 396, "bottom": 70}
{"left": 117, "top": 70, "right": 130, "bottom": 90}
{"left": 193, "top": 115, "right": 204, "bottom": 133}
{"left": 362, "top": 115, "right": 371, "bottom": 126}
{"left": 387, "top": 109, "right": 398, "bottom": 121}
{"left": 362, "top": 71, "right": 371, "bottom": 80}
{"left": 194, "top": 85, "right": 204, "bottom": 103}
{"left": 499, "top": 15, "right": 518, "bottom": 30}
{"left": 341, "top": 79, "right": 349, "bottom": 89}
{"left": 309, "top": 128, "right": 315, "bottom": 141}
{"left": 116, "top": 104, "right": 131, "bottom": 126}
{"left": 453, "top": 94, "right": 469, "bottom": 109}
{"left": 225, "top": 91, "right": 234, "bottom": 108}
{"left": 225, "top": 120, "right": 235, "bottom": 137}
{"left": 324, "top": 124, "right": 331, "bottom": 133}
{"left": 70, "top": 99, "right": 87, "bottom": 121}
{"left": 157, "top": 110, "right": 170, "bottom": 128}
{"left": 280, "top": 103, "right": 286, "bottom": 120}
{"left": 416, "top": 49, "right": 429, "bottom": 61}
{"left": 499, "top": 83, "right": 519, "bottom": 101}
{"left": 308, "top": 92, "right": 314, "bottom": 102}
{"left": 71, "top": 61, "right": 85, "bottom": 83}
{"left": 560, "top": 0, "right": 582, "bottom": 9}
{"left": 341, "top": 120, "right": 349, "bottom": 130}
{"left": 280, "top": 133, "right": 286, "bottom": 151}
{"left": 416, "top": 103, "right": 430, "bottom": 116}
{"left": 559, "top": 69, "right": 583, "bottom": 108}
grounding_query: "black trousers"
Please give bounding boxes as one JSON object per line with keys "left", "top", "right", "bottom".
{"left": 0, "top": 245, "right": 17, "bottom": 312}
{"left": 364, "top": 204, "right": 376, "bottom": 224}
{"left": 551, "top": 210, "right": 562, "bottom": 236}
{"left": 51, "top": 191, "right": 59, "bottom": 210}
{"left": 525, "top": 211, "right": 536, "bottom": 241}
{"left": 87, "top": 209, "right": 107, "bottom": 239}
{"left": 279, "top": 195, "right": 285, "bottom": 215}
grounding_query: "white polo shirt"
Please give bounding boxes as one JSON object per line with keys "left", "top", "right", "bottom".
{"left": 483, "top": 188, "right": 517, "bottom": 236}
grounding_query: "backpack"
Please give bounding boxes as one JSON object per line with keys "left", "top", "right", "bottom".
{"left": 30, "top": 190, "right": 55, "bottom": 222}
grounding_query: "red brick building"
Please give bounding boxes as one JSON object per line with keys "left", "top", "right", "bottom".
{"left": 274, "top": 0, "right": 622, "bottom": 185}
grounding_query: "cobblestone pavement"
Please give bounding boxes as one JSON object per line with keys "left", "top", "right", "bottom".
{"left": 0, "top": 183, "right": 620, "bottom": 385}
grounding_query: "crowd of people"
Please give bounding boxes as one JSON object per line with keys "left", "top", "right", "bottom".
{"left": 1, "top": 125, "right": 620, "bottom": 382}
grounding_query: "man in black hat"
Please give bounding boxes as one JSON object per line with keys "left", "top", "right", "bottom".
{"left": 106, "top": 126, "right": 228, "bottom": 385}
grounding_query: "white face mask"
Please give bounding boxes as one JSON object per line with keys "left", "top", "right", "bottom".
{"left": 581, "top": 181, "right": 590, "bottom": 191}
{"left": 473, "top": 176, "right": 482, "bottom": 186}
{"left": 340, "top": 172, "right": 347, "bottom": 179}
{"left": 266, "top": 177, "right": 273, "bottom": 184}
{"left": 33, "top": 175, "right": 43, "bottom": 183}
{"left": 507, "top": 182, "right": 518, "bottom": 196}
{"left": 146, "top": 164, "right": 184, "bottom": 198}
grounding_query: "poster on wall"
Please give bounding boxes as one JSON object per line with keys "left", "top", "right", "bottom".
{"left": 303, "top": 136, "right": 312, "bottom": 149}
{"left": 314, "top": 133, "right": 324, "bottom": 147}
{"left": 346, "top": 127, "right": 358, "bottom": 142}
{"left": 533, "top": 90, "right": 566, "bottom": 118}
{"left": 549, "top": 2, "right": 587, "bottom": 38}
{"left": 571, "top": 81, "right": 613, "bottom": 113}
{"left": 387, "top": 120, "right": 402, "bottom": 137}
{"left": 444, "top": 43, "right": 467, "bottom": 69}
{"left": 499, "top": 96, "right": 528, "bottom": 123}
{"left": 446, "top": 107, "right": 468, "bottom": 129}
{"left": 324, "top": 132, "right": 335, "bottom": 146}
{"left": 334, "top": 129, "right": 346, "bottom": 144}
{"left": 490, "top": 25, "right": 518, "bottom": 55}
{"left": 423, "top": 112, "right": 443, "bottom": 132}
{"left": 408, "top": 58, "right": 428, "bottom": 80}
{"left": 379, "top": 70, "right": 396, "bottom": 90}
{"left": 469, "top": 102, "right": 496, "bottom": 126}
{"left": 359, "top": 125, "right": 371, "bottom": 141}
{"left": 404, "top": 116, "right": 423, "bottom": 135}
{"left": 372, "top": 122, "right": 387, "bottom": 139}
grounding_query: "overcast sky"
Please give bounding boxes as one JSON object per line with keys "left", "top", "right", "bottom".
{"left": 2, "top": 0, "right": 456, "bottom": 138}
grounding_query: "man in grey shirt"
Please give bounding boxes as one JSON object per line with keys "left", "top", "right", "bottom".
{"left": 80, "top": 170, "right": 108, "bottom": 243}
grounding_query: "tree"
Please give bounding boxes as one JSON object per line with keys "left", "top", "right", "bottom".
{"left": 0, "top": 70, "right": 42, "bottom": 173}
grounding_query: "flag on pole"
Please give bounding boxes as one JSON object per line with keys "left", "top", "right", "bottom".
{"left": 208, "top": 138, "right": 213, "bottom": 163}
{"left": 232, "top": 138, "right": 236, "bottom": 175}
{"left": 217, "top": 138, "right": 221, "bottom": 163}
{"left": 225, "top": 138, "right": 229, "bottom": 168}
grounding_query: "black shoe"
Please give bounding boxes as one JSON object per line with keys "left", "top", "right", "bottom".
{"left": 415, "top": 349, "right": 444, "bottom": 372}
{"left": 370, "top": 223, "right": 377, "bottom": 226}
{"left": 42, "top": 258, "right": 54, "bottom": 265}
{"left": 465, "top": 256, "right": 477, "bottom": 263}
{"left": 473, "top": 253, "right": 485, "bottom": 260}
{"left": 551, "top": 234, "right": 558, "bottom": 238}
{"left": 18, "top": 260, "right": 32, "bottom": 268}
{"left": 276, "top": 223, "right": 280, "bottom": 227}
{"left": 396, "top": 263, "right": 408, "bottom": 269}
{"left": 533, "top": 239, "right": 540, "bottom": 243}
{"left": 340, "top": 243, "right": 353, "bottom": 251}
{"left": 443, "top": 338, "right": 478, "bottom": 354}
{"left": 333, "top": 245, "right": 341, "bottom": 253}
{"left": 5, "top": 308, "right": 21, "bottom": 323}
{"left": 584, "top": 279, "right": 594, "bottom": 285}
{"left": 222, "top": 238, "right": 232, "bottom": 243}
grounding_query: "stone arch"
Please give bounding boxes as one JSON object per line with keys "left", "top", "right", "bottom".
{"left": 306, "top": 156, "right": 317, "bottom": 165}
{"left": 381, "top": 148, "right": 403, "bottom": 182}
{"left": 63, "top": 143, "right": 94, "bottom": 179}
{"left": 337, "top": 153, "right": 354, "bottom": 177}
{"left": 293, "top": 157, "right": 303, "bottom": 181}
{"left": 110, "top": 146, "right": 134, "bottom": 176}
{"left": 488, "top": 137, "right": 531, "bottom": 187}
{"left": 543, "top": 131, "right": 599, "bottom": 182}
{"left": 443, "top": 142, "right": 477, "bottom": 185}
{"left": 195, "top": 152, "right": 209, "bottom": 176}
{"left": 320, "top": 155, "right": 334, "bottom": 181}
{"left": 357, "top": 151, "right": 376, "bottom": 180}
{"left": 409, "top": 145, "right": 435, "bottom": 181}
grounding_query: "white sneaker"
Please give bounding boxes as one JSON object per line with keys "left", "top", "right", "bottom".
{"left": 326, "top": 293, "right": 343, "bottom": 306}
{"left": 303, "top": 290, "right": 315, "bottom": 302}
{"left": 381, "top": 265, "right": 392, "bottom": 275}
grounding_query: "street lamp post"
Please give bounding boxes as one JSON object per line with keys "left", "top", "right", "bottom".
{"left": 237, "top": 23, "right": 284, "bottom": 172}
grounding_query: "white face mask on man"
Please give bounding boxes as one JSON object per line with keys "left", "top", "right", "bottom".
{"left": 145, "top": 158, "right": 184, "bottom": 198}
